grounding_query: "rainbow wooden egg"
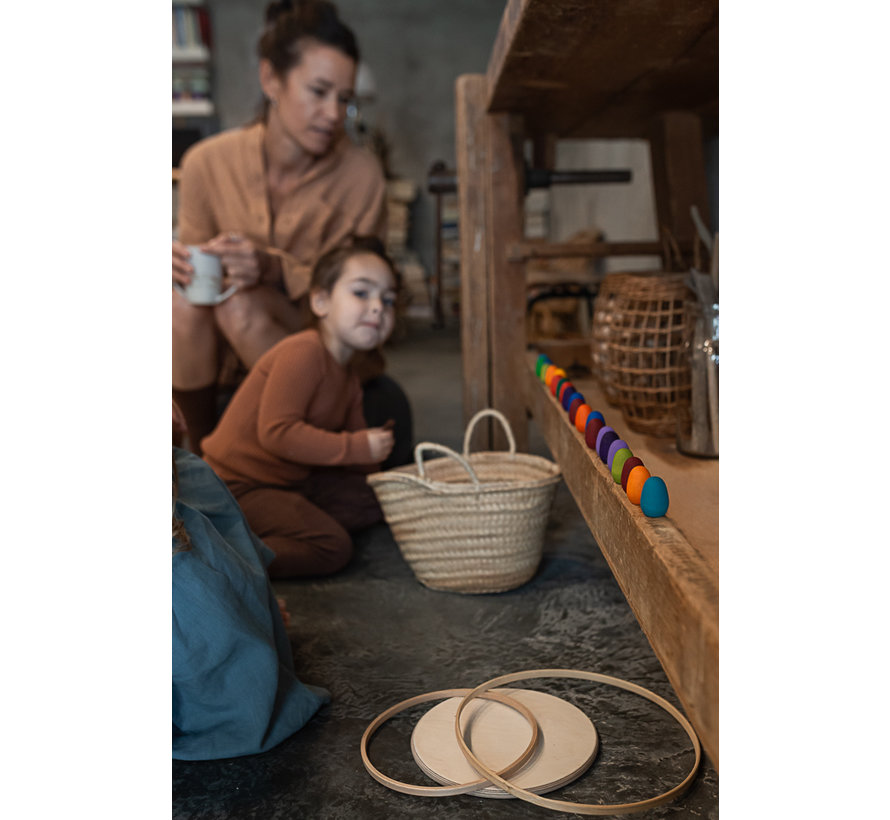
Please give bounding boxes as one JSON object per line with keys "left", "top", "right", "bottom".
{"left": 606, "top": 439, "right": 629, "bottom": 469}
{"left": 610, "top": 448, "right": 634, "bottom": 483}
{"left": 553, "top": 377, "right": 568, "bottom": 398}
{"left": 585, "top": 418, "right": 605, "bottom": 449}
{"left": 561, "top": 388, "right": 579, "bottom": 410}
{"left": 594, "top": 425, "right": 614, "bottom": 453}
{"left": 545, "top": 367, "right": 565, "bottom": 389}
{"left": 626, "top": 465, "right": 651, "bottom": 505}
{"left": 568, "top": 395, "right": 584, "bottom": 421}
{"left": 558, "top": 381, "right": 574, "bottom": 404}
{"left": 620, "top": 456, "right": 644, "bottom": 491}
{"left": 640, "top": 476, "right": 669, "bottom": 517}
{"left": 597, "top": 431, "right": 619, "bottom": 462}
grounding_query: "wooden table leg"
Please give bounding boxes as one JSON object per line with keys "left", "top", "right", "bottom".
{"left": 456, "top": 74, "right": 492, "bottom": 437}
{"left": 485, "top": 111, "right": 528, "bottom": 452}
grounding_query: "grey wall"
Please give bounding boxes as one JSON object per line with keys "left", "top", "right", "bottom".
{"left": 206, "top": 0, "right": 506, "bottom": 275}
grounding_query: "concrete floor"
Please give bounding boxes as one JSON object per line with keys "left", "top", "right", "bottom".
{"left": 172, "top": 320, "right": 718, "bottom": 818}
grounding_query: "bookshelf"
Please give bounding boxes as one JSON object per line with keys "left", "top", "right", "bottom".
{"left": 172, "top": 1, "right": 215, "bottom": 122}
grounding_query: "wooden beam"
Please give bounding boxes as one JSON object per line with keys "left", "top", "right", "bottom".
{"left": 455, "top": 75, "right": 492, "bottom": 436}
{"left": 531, "top": 132, "right": 558, "bottom": 170}
{"left": 524, "top": 353, "right": 718, "bottom": 770}
{"left": 648, "top": 111, "right": 711, "bottom": 244}
{"left": 509, "top": 239, "right": 692, "bottom": 262}
{"left": 486, "top": 0, "right": 718, "bottom": 139}
{"left": 486, "top": 111, "right": 528, "bottom": 452}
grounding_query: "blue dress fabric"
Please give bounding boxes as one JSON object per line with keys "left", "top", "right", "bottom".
{"left": 173, "top": 448, "right": 328, "bottom": 760}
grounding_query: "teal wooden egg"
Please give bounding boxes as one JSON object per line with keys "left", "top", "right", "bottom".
{"left": 640, "top": 476, "right": 669, "bottom": 518}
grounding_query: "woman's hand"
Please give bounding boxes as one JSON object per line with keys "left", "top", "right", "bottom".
{"left": 202, "top": 232, "right": 263, "bottom": 290}
{"left": 367, "top": 427, "right": 395, "bottom": 463}
{"left": 172, "top": 240, "right": 193, "bottom": 287}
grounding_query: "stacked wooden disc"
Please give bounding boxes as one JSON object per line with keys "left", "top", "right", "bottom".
{"left": 590, "top": 272, "right": 694, "bottom": 437}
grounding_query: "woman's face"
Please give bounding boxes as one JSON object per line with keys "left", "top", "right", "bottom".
{"left": 264, "top": 42, "right": 356, "bottom": 157}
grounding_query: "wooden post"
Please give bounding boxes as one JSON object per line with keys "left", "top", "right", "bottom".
{"left": 648, "top": 111, "right": 711, "bottom": 248}
{"left": 485, "top": 112, "right": 528, "bottom": 452}
{"left": 455, "top": 75, "right": 492, "bottom": 438}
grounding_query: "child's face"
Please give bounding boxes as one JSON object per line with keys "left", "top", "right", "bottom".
{"left": 312, "top": 253, "right": 397, "bottom": 363}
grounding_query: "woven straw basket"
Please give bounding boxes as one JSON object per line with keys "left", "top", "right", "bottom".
{"left": 367, "top": 409, "right": 561, "bottom": 594}
{"left": 590, "top": 272, "right": 694, "bottom": 437}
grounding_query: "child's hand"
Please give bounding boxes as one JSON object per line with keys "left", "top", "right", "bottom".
{"left": 367, "top": 427, "right": 395, "bottom": 463}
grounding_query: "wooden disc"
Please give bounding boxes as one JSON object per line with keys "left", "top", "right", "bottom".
{"left": 411, "top": 687, "right": 598, "bottom": 799}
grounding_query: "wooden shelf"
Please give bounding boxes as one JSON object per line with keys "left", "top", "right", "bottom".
{"left": 454, "top": 0, "right": 719, "bottom": 771}
{"left": 525, "top": 353, "right": 718, "bottom": 767}
{"left": 486, "top": 0, "right": 718, "bottom": 139}
{"left": 172, "top": 99, "right": 214, "bottom": 117}
{"left": 172, "top": 45, "right": 210, "bottom": 63}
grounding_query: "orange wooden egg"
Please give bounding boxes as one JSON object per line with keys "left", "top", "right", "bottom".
{"left": 574, "top": 404, "right": 591, "bottom": 433}
{"left": 543, "top": 365, "right": 557, "bottom": 386}
{"left": 626, "top": 465, "right": 651, "bottom": 505}
{"left": 546, "top": 368, "right": 566, "bottom": 389}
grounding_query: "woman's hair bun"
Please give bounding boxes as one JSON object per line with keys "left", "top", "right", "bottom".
{"left": 265, "top": 1, "right": 343, "bottom": 27}
{"left": 264, "top": 1, "right": 294, "bottom": 26}
{"left": 258, "top": 0, "right": 357, "bottom": 72}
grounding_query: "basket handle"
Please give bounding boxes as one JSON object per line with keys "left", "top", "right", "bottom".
{"left": 414, "top": 442, "right": 481, "bottom": 486}
{"left": 462, "top": 408, "right": 516, "bottom": 457}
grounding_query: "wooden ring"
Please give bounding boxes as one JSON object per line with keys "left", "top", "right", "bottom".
{"left": 361, "top": 688, "right": 540, "bottom": 797}
{"left": 453, "top": 669, "right": 702, "bottom": 815}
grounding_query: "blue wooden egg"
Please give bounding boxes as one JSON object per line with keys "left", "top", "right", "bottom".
{"left": 640, "top": 476, "right": 669, "bottom": 518}
{"left": 588, "top": 410, "right": 605, "bottom": 423}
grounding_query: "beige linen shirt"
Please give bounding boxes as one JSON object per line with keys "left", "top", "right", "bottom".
{"left": 177, "top": 122, "right": 387, "bottom": 300}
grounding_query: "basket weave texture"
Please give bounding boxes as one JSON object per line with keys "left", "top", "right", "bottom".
{"left": 367, "top": 410, "right": 561, "bottom": 594}
{"left": 590, "top": 272, "right": 694, "bottom": 437}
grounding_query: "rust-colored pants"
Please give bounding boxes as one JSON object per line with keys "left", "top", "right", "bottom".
{"left": 229, "top": 469, "right": 383, "bottom": 578}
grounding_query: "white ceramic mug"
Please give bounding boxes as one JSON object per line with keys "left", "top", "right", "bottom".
{"left": 174, "top": 246, "right": 237, "bottom": 305}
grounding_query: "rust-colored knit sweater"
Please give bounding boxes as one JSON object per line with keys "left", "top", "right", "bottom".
{"left": 201, "top": 329, "right": 374, "bottom": 487}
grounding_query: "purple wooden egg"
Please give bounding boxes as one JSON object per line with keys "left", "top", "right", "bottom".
{"left": 595, "top": 425, "right": 615, "bottom": 453}
{"left": 597, "top": 431, "right": 619, "bottom": 462}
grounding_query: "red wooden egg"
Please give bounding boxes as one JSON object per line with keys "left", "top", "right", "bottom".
{"left": 620, "top": 457, "right": 645, "bottom": 491}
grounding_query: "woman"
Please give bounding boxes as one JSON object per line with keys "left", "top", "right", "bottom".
{"left": 173, "top": 1, "right": 408, "bottom": 458}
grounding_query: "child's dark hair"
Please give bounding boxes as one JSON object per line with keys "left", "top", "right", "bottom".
{"left": 258, "top": 1, "right": 359, "bottom": 78}
{"left": 311, "top": 236, "right": 400, "bottom": 296}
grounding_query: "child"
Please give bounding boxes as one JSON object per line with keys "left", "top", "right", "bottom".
{"left": 201, "top": 236, "right": 399, "bottom": 578}
{"left": 173, "top": 443, "right": 329, "bottom": 759}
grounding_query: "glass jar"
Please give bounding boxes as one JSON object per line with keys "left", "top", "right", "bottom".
{"left": 677, "top": 299, "right": 718, "bottom": 457}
